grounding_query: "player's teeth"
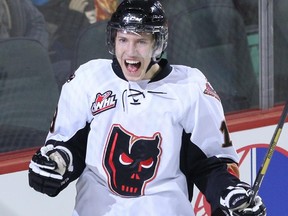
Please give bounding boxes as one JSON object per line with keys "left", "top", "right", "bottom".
{"left": 126, "top": 60, "right": 139, "bottom": 64}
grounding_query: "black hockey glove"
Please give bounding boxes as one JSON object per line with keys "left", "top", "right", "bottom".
{"left": 28, "top": 144, "right": 73, "bottom": 197}
{"left": 220, "top": 182, "right": 266, "bottom": 216}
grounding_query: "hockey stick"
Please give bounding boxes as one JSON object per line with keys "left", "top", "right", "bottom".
{"left": 250, "top": 99, "right": 288, "bottom": 201}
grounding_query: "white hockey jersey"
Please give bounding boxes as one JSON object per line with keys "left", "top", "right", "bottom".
{"left": 46, "top": 59, "right": 239, "bottom": 216}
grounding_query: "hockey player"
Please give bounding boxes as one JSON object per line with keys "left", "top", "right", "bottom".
{"left": 28, "top": 0, "right": 266, "bottom": 215}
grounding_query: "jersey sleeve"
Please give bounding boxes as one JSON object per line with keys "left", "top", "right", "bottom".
{"left": 180, "top": 69, "right": 241, "bottom": 212}
{"left": 47, "top": 69, "right": 92, "bottom": 142}
{"left": 45, "top": 68, "right": 92, "bottom": 181}
{"left": 182, "top": 69, "right": 238, "bottom": 162}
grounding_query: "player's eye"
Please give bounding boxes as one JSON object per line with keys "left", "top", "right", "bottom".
{"left": 119, "top": 153, "right": 134, "bottom": 165}
{"left": 138, "top": 39, "right": 147, "bottom": 44}
{"left": 117, "top": 37, "right": 127, "bottom": 43}
{"left": 140, "top": 157, "right": 154, "bottom": 169}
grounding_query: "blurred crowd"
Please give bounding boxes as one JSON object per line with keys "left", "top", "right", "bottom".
{"left": 0, "top": 0, "right": 119, "bottom": 87}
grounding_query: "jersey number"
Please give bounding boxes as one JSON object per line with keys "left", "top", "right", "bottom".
{"left": 220, "top": 121, "right": 232, "bottom": 148}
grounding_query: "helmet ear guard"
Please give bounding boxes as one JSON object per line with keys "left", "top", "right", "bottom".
{"left": 153, "top": 27, "right": 168, "bottom": 60}
{"left": 106, "top": 0, "right": 168, "bottom": 61}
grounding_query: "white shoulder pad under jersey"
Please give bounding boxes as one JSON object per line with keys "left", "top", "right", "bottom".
{"left": 46, "top": 59, "right": 113, "bottom": 141}
{"left": 171, "top": 64, "right": 239, "bottom": 162}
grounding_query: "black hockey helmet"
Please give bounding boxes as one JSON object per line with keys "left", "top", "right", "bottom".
{"left": 106, "top": 0, "right": 168, "bottom": 60}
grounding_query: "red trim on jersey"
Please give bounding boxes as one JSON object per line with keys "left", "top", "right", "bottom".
{"left": 109, "top": 132, "right": 119, "bottom": 188}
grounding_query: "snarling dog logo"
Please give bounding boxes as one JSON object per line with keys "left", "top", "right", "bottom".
{"left": 103, "top": 124, "right": 162, "bottom": 197}
{"left": 91, "top": 90, "right": 117, "bottom": 115}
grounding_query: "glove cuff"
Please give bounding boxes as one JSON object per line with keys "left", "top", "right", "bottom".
{"left": 220, "top": 182, "right": 251, "bottom": 211}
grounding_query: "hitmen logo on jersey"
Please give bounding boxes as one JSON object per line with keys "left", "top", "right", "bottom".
{"left": 91, "top": 90, "right": 117, "bottom": 115}
{"left": 103, "top": 124, "right": 162, "bottom": 197}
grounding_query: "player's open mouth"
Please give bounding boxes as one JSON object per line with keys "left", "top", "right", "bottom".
{"left": 125, "top": 60, "right": 141, "bottom": 73}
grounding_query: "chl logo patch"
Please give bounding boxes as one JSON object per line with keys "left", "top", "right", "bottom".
{"left": 91, "top": 90, "right": 117, "bottom": 115}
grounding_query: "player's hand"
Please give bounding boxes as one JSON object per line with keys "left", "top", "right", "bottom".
{"left": 220, "top": 182, "right": 266, "bottom": 216}
{"left": 28, "top": 145, "right": 73, "bottom": 197}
